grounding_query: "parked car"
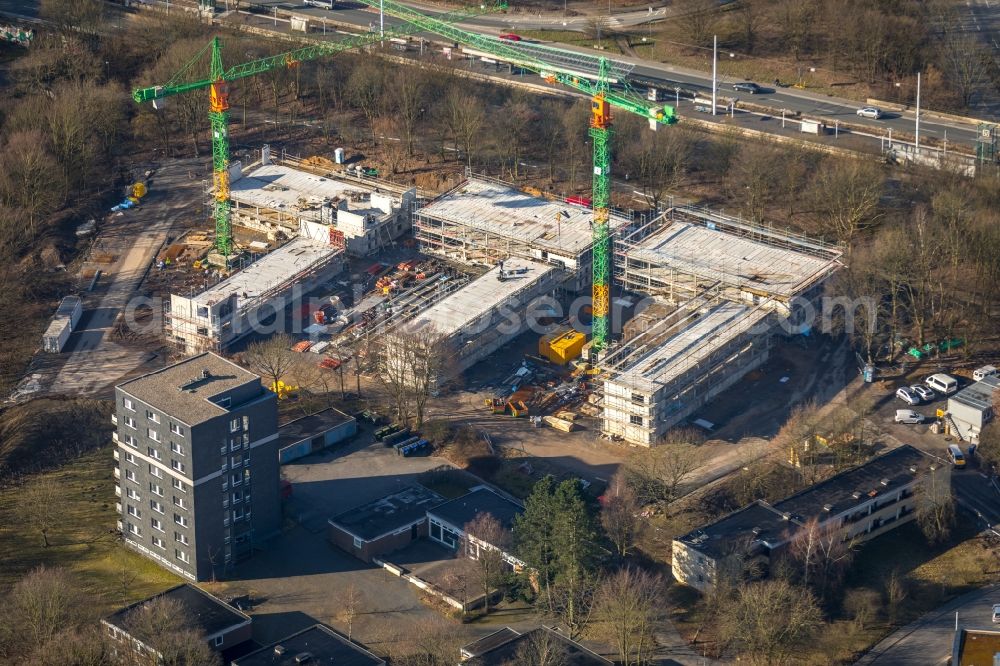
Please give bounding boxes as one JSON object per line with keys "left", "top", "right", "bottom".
{"left": 948, "top": 444, "right": 967, "bottom": 467}
{"left": 856, "top": 106, "right": 883, "bottom": 119}
{"left": 910, "top": 385, "right": 935, "bottom": 402}
{"left": 499, "top": 33, "right": 522, "bottom": 41}
{"left": 894, "top": 409, "right": 926, "bottom": 424}
{"left": 973, "top": 365, "right": 997, "bottom": 381}
{"left": 732, "top": 81, "right": 763, "bottom": 94}
{"left": 925, "top": 373, "right": 959, "bottom": 395}
{"left": 992, "top": 603, "right": 1000, "bottom": 623}
{"left": 896, "top": 387, "right": 921, "bottom": 405}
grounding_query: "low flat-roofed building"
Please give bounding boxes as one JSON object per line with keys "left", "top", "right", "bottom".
{"left": 947, "top": 376, "right": 999, "bottom": 443}
{"left": 426, "top": 486, "right": 524, "bottom": 566}
{"left": 277, "top": 407, "right": 357, "bottom": 463}
{"left": 166, "top": 236, "right": 343, "bottom": 354}
{"left": 328, "top": 485, "right": 444, "bottom": 562}
{"left": 103, "top": 583, "right": 252, "bottom": 657}
{"left": 233, "top": 624, "right": 384, "bottom": 666}
{"left": 230, "top": 160, "right": 415, "bottom": 256}
{"left": 952, "top": 626, "right": 1000, "bottom": 666}
{"left": 459, "top": 626, "right": 612, "bottom": 665}
{"left": 414, "top": 176, "right": 632, "bottom": 293}
{"left": 674, "top": 445, "right": 930, "bottom": 593}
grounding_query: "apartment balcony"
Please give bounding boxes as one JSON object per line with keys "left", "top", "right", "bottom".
{"left": 111, "top": 413, "right": 117, "bottom": 425}
{"left": 115, "top": 502, "right": 122, "bottom": 514}
{"left": 114, "top": 467, "right": 121, "bottom": 479}
{"left": 115, "top": 485, "right": 121, "bottom": 497}
{"left": 112, "top": 431, "right": 120, "bottom": 444}
{"left": 113, "top": 449, "right": 119, "bottom": 461}
{"left": 116, "top": 520, "right": 123, "bottom": 532}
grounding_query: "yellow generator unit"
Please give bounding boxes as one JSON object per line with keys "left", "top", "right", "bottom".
{"left": 539, "top": 328, "right": 587, "bottom": 365}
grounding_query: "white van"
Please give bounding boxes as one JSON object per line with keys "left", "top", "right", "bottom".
{"left": 925, "top": 373, "right": 959, "bottom": 395}
{"left": 973, "top": 365, "right": 997, "bottom": 382}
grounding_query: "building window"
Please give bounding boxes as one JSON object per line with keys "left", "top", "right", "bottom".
{"left": 174, "top": 514, "right": 188, "bottom": 528}
{"left": 172, "top": 478, "right": 187, "bottom": 493}
{"left": 231, "top": 473, "right": 242, "bottom": 487}
{"left": 149, "top": 465, "right": 162, "bottom": 479}
{"left": 232, "top": 489, "right": 243, "bottom": 504}
{"left": 630, "top": 415, "right": 644, "bottom": 426}
{"left": 148, "top": 429, "right": 160, "bottom": 443}
{"left": 173, "top": 496, "right": 187, "bottom": 509}
{"left": 170, "top": 423, "right": 185, "bottom": 437}
{"left": 171, "top": 460, "right": 185, "bottom": 474}
{"left": 125, "top": 469, "right": 138, "bottom": 484}
{"left": 124, "top": 434, "right": 137, "bottom": 447}
{"left": 218, "top": 397, "right": 231, "bottom": 408}
{"left": 242, "top": 415, "right": 249, "bottom": 430}
{"left": 231, "top": 453, "right": 243, "bottom": 467}
{"left": 123, "top": 416, "right": 136, "bottom": 429}
{"left": 152, "top": 536, "right": 165, "bottom": 550}
{"left": 147, "top": 447, "right": 161, "bottom": 460}
{"left": 176, "top": 549, "right": 189, "bottom": 563}
{"left": 213, "top": 636, "right": 224, "bottom": 647}
{"left": 151, "top": 518, "right": 164, "bottom": 532}
{"left": 175, "top": 532, "right": 189, "bottom": 545}
{"left": 430, "top": 521, "right": 441, "bottom": 540}
{"left": 631, "top": 393, "right": 645, "bottom": 403}
{"left": 233, "top": 506, "right": 244, "bottom": 520}
{"left": 146, "top": 410, "right": 160, "bottom": 424}
{"left": 127, "top": 522, "right": 141, "bottom": 537}
{"left": 150, "top": 500, "right": 164, "bottom": 514}
{"left": 123, "top": 398, "right": 135, "bottom": 411}
{"left": 126, "top": 487, "right": 140, "bottom": 501}
{"left": 230, "top": 418, "right": 241, "bottom": 433}
{"left": 124, "top": 452, "right": 137, "bottom": 466}
{"left": 127, "top": 504, "right": 141, "bottom": 518}
{"left": 170, "top": 442, "right": 185, "bottom": 456}
{"left": 242, "top": 432, "right": 250, "bottom": 446}
{"left": 353, "top": 536, "right": 363, "bottom": 549}
{"left": 150, "top": 483, "right": 163, "bottom": 497}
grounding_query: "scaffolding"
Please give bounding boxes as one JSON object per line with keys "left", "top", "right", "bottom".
{"left": 600, "top": 205, "right": 843, "bottom": 446}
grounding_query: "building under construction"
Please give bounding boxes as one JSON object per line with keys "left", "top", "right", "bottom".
{"left": 600, "top": 206, "right": 843, "bottom": 446}
{"left": 413, "top": 174, "right": 634, "bottom": 294}
{"left": 229, "top": 148, "right": 416, "bottom": 257}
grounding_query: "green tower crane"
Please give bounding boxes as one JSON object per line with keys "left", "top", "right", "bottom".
{"left": 132, "top": 2, "right": 506, "bottom": 259}
{"left": 353, "top": 0, "right": 677, "bottom": 352}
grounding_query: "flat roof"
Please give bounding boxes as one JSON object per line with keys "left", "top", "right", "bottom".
{"left": 417, "top": 178, "right": 631, "bottom": 257}
{"left": 677, "top": 501, "right": 791, "bottom": 560}
{"left": 117, "top": 352, "right": 260, "bottom": 425}
{"left": 105, "top": 583, "right": 250, "bottom": 640}
{"left": 191, "top": 237, "right": 340, "bottom": 308}
{"left": 951, "top": 376, "right": 1000, "bottom": 412}
{"left": 277, "top": 407, "right": 354, "bottom": 450}
{"left": 428, "top": 487, "right": 524, "bottom": 532}
{"left": 460, "top": 627, "right": 613, "bottom": 665}
{"left": 408, "top": 257, "right": 555, "bottom": 338}
{"left": 953, "top": 627, "right": 1000, "bottom": 666}
{"left": 608, "top": 302, "right": 772, "bottom": 394}
{"left": 233, "top": 624, "right": 384, "bottom": 666}
{"left": 774, "top": 445, "right": 928, "bottom": 519}
{"left": 231, "top": 163, "right": 372, "bottom": 214}
{"left": 629, "top": 218, "right": 840, "bottom": 299}
{"left": 329, "top": 485, "right": 444, "bottom": 542}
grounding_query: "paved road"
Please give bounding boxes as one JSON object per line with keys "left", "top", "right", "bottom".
{"left": 855, "top": 583, "right": 1000, "bottom": 665}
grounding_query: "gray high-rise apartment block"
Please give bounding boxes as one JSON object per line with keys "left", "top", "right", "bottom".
{"left": 113, "top": 352, "right": 280, "bottom": 581}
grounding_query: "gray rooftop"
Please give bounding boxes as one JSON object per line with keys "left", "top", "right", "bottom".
{"left": 677, "top": 501, "right": 791, "bottom": 560}
{"left": 117, "top": 352, "right": 260, "bottom": 425}
{"left": 233, "top": 624, "right": 384, "bottom": 666}
{"left": 105, "top": 583, "right": 250, "bottom": 641}
{"left": 277, "top": 407, "right": 355, "bottom": 450}
{"left": 950, "top": 376, "right": 1000, "bottom": 412}
{"left": 329, "top": 485, "right": 444, "bottom": 542}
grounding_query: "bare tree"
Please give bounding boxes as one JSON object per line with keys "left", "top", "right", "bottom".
{"left": 18, "top": 477, "right": 61, "bottom": 548}
{"left": 503, "top": 629, "right": 569, "bottom": 666}
{"left": 374, "top": 327, "right": 449, "bottom": 427}
{"left": 884, "top": 569, "right": 908, "bottom": 624}
{"left": 916, "top": 463, "right": 955, "bottom": 545}
{"left": 443, "top": 86, "right": 485, "bottom": 168}
{"left": 979, "top": 420, "right": 1000, "bottom": 474}
{"left": 719, "top": 579, "right": 823, "bottom": 666}
{"left": 600, "top": 470, "right": 642, "bottom": 559}
{"left": 786, "top": 516, "right": 854, "bottom": 596}
{"left": 346, "top": 61, "right": 387, "bottom": 146}
{"left": 624, "top": 429, "right": 701, "bottom": 505}
{"left": 0, "top": 130, "right": 64, "bottom": 234}
{"left": 119, "top": 597, "right": 220, "bottom": 666}
{"left": 336, "top": 584, "right": 362, "bottom": 640}
{"left": 622, "top": 125, "right": 695, "bottom": 210}
{"left": 938, "top": 31, "right": 996, "bottom": 107}
{"left": 463, "top": 513, "right": 510, "bottom": 613}
{"left": 726, "top": 142, "right": 785, "bottom": 223}
{"left": 7, "top": 567, "right": 83, "bottom": 650}
{"left": 392, "top": 68, "right": 427, "bottom": 156}
{"left": 242, "top": 333, "right": 297, "bottom": 393}
{"left": 676, "top": 0, "right": 720, "bottom": 47}
{"left": 40, "top": 0, "right": 104, "bottom": 33}
{"left": 810, "top": 159, "right": 885, "bottom": 244}
{"left": 592, "top": 568, "right": 664, "bottom": 666}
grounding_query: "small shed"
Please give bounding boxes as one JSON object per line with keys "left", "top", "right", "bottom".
{"left": 947, "top": 376, "right": 999, "bottom": 443}
{"left": 277, "top": 407, "right": 357, "bottom": 463}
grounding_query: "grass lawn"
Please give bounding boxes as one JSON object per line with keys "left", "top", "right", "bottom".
{"left": 0, "top": 444, "right": 179, "bottom": 614}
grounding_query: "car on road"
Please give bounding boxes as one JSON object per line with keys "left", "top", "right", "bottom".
{"left": 499, "top": 33, "right": 522, "bottom": 41}
{"left": 992, "top": 603, "right": 1000, "bottom": 623}
{"left": 894, "top": 409, "right": 926, "bottom": 424}
{"left": 896, "top": 387, "right": 921, "bottom": 405}
{"left": 856, "top": 106, "right": 883, "bottom": 119}
{"left": 732, "top": 81, "right": 763, "bottom": 94}
{"left": 911, "top": 385, "right": 935, "bottom": 402}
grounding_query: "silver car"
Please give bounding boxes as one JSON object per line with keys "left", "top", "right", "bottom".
{"left": 856, "top": 106, "right": 883, "bottom": 119}
{"left": 896, "top": 387, "right": 920, "bottom": 406}
{"left": 910, "top": 385, "right": 935, "bottom": 402}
